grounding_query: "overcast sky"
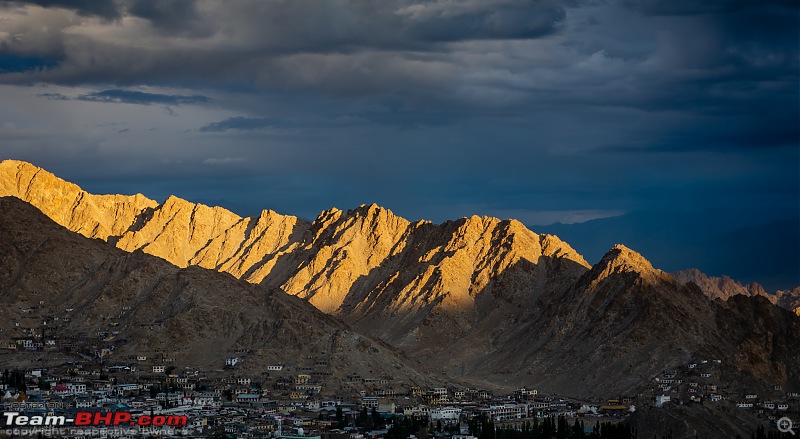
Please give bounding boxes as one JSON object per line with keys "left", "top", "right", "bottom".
{"left": 0, "top": 0, "right": 797, "bottom": 227}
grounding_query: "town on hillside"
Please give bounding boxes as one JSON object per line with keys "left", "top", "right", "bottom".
{"left": 2, "top": 337, "right": 798, "bottom": 438}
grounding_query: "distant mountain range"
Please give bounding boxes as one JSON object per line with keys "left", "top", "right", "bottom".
{"left": 537, "top": 209, "right": 800, "bottom": 291}
{"left": 673, "top": 268, "right": 800, "bottom": 313}
{"left": 1, "top": 159, "right": 799, "bottom": 437}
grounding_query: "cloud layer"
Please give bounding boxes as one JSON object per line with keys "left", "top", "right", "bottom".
{"left": 0, "top": 0, "right": 796, "bottom": 240}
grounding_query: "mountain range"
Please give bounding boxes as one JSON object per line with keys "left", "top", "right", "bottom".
{"left": 0, "top": 195, "right": 437, "bottom": 393}
{"left": 673, "top": 268, "right": 800, "bottom": 314}
{"left": 537, "top": 209, "right": 800, "bottom": 291}
{"left": 1, "top": 159, "right": 799, "bottom": 436}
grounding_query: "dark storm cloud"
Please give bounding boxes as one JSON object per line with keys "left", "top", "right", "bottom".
{"left": 620, "top": 0, "right": 797, "bottom": 16}
{"left": 127, "top": 0, "right": 195, "bottom": 24}
{"left": 0, "top": 0, "right": 578, "bottom": 89}
{"left": 126, "top": 0, "right": 207, "bottom": 36}
{"left": 199, "top": 117, "right": 290, "bottom": 132}
{"left": 0, "top": 0, "right": 796, "bottom": 289}
{"left": 76, "top": 89, "right": 209, "bottom": 105}
{"left": 4, "top": 0, "right": 122, "bottom": 19}
{"left": 1, "top": 0, "right": 790, "bottom": 129}
{"left": 0, "top": 0, "right": 793, "bottom": 163}
{"left": 397, "top": 0, "right": 574, "bottom": 41}
{"left": 617, "top": 0, "right": 797, "bottom": 89}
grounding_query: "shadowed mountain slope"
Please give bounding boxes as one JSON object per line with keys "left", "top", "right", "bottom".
{"left": 0, "top": 196, "right": 435, "bottom": 393}
{"left": 1, "top": 160, "right": 798, "bottom": 403}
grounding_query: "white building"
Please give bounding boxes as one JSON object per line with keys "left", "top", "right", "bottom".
{"left": 431, "top": 388, "right": 448, "bottom": 397}
{"left": 194, "top": 393, "right": 222, "bottom": 408}
{"left": 430, "top": 407, "right": 461, "bottom": 421}
{"left": 361, "top": 396, "right": 379, "bottom": 409}
{"left": 514, "top": 387, "right": 538, "bottom": 399}
{"left": 481, "top": 404, "right": 525, "bottom": 421}
{"left": 66, "top": 383, "right": 87, "bottom": 394}
{"left": 403, "top": 405, "right": 430, "bottom": 418}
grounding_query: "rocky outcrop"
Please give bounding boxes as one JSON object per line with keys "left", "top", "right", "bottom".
{"left": 582, "top": 243, "right": 673, "bottom": 292}
{"left": 0, "top": 160, "right": 157, "bottom": 240}
{"left": 0, "top": 160, "right": 310, "bottom": 278}
{"left": 269, "top": 205, "right": 589, "bottom": 320}
{"left": 776, "top": 286, "right": 800, "bottom": 316}
{"left": 115, "top": 195, "right": 309, "bottom": 278}
{"left": 293, "top": 208, "right": 592, "bottom": 359}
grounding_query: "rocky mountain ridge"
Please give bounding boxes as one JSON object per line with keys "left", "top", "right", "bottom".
{"left": 0, "top": 160, "right": 591, "bottom": 355}
{"left": 0, "top": 195, "right": 435, "bottom": 394}
{"left": 673, "top": 268, "right": 800, "bottom": 315}
{"left": 0, "top": 160, "right": 587, "bottom": 300}
{"left": 489, "top": 244, "right": 800, "bottom": 397}
{"left": 1, "top": 160, "right": 798, "bottom": 402}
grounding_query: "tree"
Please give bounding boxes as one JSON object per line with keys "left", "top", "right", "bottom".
{"left": 356, "top": 407, "right": 368, "bottom": 428}
{"left": 756, "top": 425, "right": 766, "bottom": 439}
{"left": 336, "top": 406, "right": 344, "bottom": 428}
{"left": 572, "top": 419, "right": 585, "bottom": 439}
{"left": 556, "top": 415, "right": 568, "bottom": 439}
{"left": 8, "top": 369, "right": 27, "bottom": 392}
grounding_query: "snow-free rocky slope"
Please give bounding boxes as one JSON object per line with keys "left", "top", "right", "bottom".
{"left": 673, "top": 268, "right": 800, "bottom": 316}
{"left": 1, "top": 159, "right": 798, "bottom": 401}
{"left": 0, "top": 160, "right": 590, "bottom": 367}
{"left": 0, "top": 195, "right": 435, "bottom": 395}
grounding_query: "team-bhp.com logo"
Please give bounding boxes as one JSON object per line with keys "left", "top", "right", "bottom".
{"left": 3, "top": 411, "right": 187, "bottom": 427}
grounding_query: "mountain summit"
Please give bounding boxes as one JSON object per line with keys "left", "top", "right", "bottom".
{"left": 0, "top": 195, "right": 433, "bottom": 390}
{"left": 0, "top": 159, "right": 591, "bottom": 366}
{"left": 0, "top": 159, "right": 589, "bottom": 319}
{"left": 582, "top": 243, "right": 672, "bottom": 290}
{"left": 0, "top": 159, "right": 157, "bottom": 240}
{"left": 1, "top": 159, "right": 798, "bottom": 406}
